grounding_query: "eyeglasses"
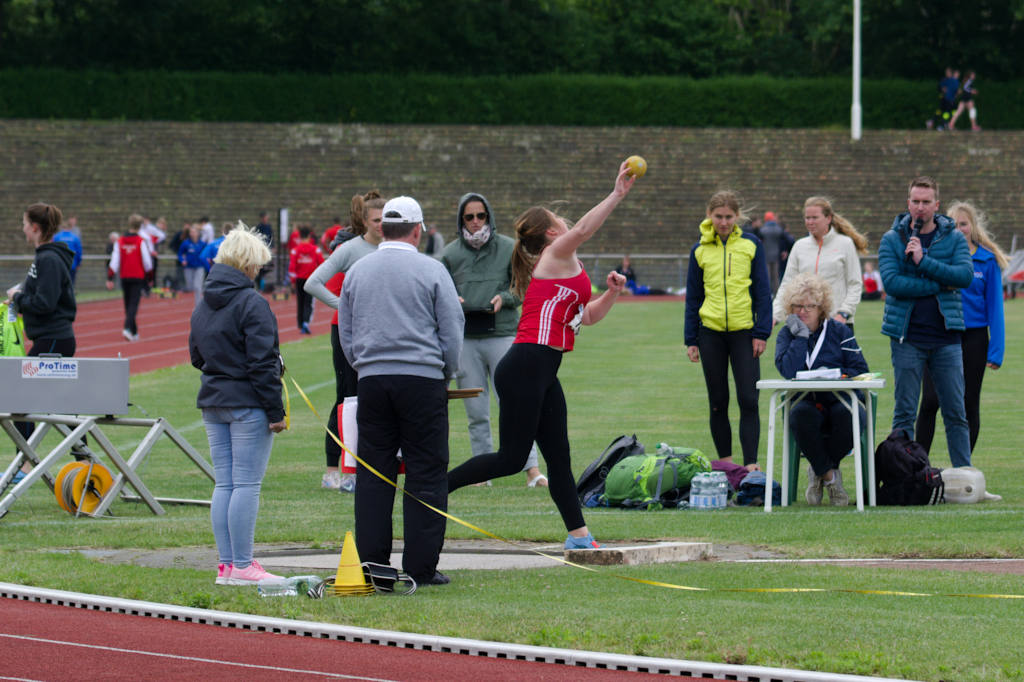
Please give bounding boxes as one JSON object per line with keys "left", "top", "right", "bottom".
{"left": 791, "top": 303, "right": 819, "bottom": 312}
{"left": 463, "top": 212, "right": 488, "bottom": 223}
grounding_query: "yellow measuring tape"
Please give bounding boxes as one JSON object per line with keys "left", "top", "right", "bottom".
{"left": 287, "top": 375, "right": 1024, "bottom": 601}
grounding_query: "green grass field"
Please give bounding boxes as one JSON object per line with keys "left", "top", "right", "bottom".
{"left": 2, "top": 298, "right": 1023, "bottom": 681}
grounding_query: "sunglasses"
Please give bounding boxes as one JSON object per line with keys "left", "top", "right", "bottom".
{"left": 463, "top": 212, "right": 488, "bottom": 223}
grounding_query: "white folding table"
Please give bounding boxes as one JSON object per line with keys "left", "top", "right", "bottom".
{"left": 756, "top": 378, "right": 885, "bottom": 512}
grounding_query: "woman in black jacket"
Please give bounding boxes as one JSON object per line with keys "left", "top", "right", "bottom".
{"left": 7, "top": 203, "right": 77, "bottom": 357}
{"left": 190, "top": 226, "right": 287, "bottom": 586}
{"left": 6, "top": 203, "right": 77, "bottom": 482}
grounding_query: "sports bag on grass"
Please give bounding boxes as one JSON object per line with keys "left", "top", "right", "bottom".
{"left": 602, "top": 450, "right": 711, "bottom": 510}
{"left": 577, "top": 434, "right": 645, "bottom": 506}
{"left": 0, "top": 303, "right": 27, "bottom": 357}
{"left": 874, "top": 428, "right": 944, "bottom": 505}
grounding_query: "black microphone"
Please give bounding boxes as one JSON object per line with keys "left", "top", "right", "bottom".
{"left": 906, "top": 217, "right": 924, "bottom": 263}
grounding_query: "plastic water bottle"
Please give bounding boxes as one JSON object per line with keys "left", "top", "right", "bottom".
{"left": 710, "top": 471, "right": 728, "bottom": 509}
{"left": 258, "top": 578, "right": 298, "bottom": 597}
{"left": 257, "top": 575, "right": 321, "bottom": 597}
{"left": 689, "top": 473, "right": 709, "bottom": 509}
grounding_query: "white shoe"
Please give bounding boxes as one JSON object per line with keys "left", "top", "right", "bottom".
{"left": 805, "top": 466, "right": 823, "bottom": 506}
{"left": 825, "top": 469, "right": 850, "bottom": 507}
{"left": 321, "top": 471, "right": 341, "bottom": 490}
{"left": 122, "top": 329, "right": 132, "bottom": 341}
{"left": 131, "top": 333, "right": 140, "bottom": 342}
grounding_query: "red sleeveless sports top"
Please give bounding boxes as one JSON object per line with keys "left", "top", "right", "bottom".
{"left": 514, "top": 267, "right": 591, "bottom": 351}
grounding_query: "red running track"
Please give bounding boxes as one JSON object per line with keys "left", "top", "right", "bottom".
{"left": 73, "top": 292, "right": 337, "bottom": 374}
{"left": 0, "top": 599, "right": 665, "bottom": 680}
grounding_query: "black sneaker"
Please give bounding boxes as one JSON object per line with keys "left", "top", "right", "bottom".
{"left": 415, "top": 571, "right": 450, "bottom": 586}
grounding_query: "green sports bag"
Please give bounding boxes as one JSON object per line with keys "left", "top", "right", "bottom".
{"left": 601, "top": 449, "right": 710, "bottom": 510}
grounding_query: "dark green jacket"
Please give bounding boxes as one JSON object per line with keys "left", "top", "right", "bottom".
{"left": 440, "top": 193, "right": 522, "bottom": 338}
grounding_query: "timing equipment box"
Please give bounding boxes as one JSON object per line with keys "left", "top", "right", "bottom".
{"left": 0, "top": 357, "right": 130, "bottom": 415}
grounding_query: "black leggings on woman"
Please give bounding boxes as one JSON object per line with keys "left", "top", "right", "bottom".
{"left": 326, "top": 324, "right": 359, "bottom": 467}
{"left": 447, "top": 343, "right": 584, "bottom": 531}
{"left": 697, "top": 327, "right": 760, "bottom": 465}
{"left": 916, "top": 327, "right": 988, "bottom": 454}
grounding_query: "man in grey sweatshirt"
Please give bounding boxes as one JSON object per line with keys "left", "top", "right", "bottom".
{"left": 338, "top": 196, "right": 464, "bottom": 586}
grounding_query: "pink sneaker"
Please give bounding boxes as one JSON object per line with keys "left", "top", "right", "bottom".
{"left": 215, "top": 563, "right": 232, "bottom": 585}
{"left": 227, "top": 559, "right": 282, "bottom": 585}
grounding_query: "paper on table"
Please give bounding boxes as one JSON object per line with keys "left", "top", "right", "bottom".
{"left": 794, "top": 367, "right": 842, "bottom": 380}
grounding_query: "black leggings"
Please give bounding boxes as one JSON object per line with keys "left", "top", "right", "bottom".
{"left": 121, "top": 278, "right": 145, "bottom": 334}
{"left": 325, "top": 324, "right": 359, "bottom": 467}
{"left": 448, "top": 343, "right": 584, "bottom": 532}
{"left": 917, "top": 327, "right": 988, "bottom": 454}
{"left": 697, "top": 327, "right": 761, "bottom": 465}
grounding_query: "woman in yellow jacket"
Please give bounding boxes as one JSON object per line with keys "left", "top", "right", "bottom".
{"left": 684, "top": 191, "right": 772, "bottom": 471}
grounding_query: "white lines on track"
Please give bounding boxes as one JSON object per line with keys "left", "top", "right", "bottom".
{"left": 0, "top": 633, "right": 395, "bottom": 681}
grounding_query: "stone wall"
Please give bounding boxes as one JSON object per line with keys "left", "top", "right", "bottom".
{"left": 2, "top": 120, "right": 1021, "bottom": 289}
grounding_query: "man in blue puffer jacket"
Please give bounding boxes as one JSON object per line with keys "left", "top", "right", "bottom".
{"left": 878, "top": 176, "right": 973, "bottom": 467}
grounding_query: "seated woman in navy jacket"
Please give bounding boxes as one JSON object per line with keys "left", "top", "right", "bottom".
{"left": 775, "top": 272, "right": 869, "bottom": 506}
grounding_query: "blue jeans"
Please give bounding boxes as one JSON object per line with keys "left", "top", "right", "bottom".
{"left": 203, "top": 407, "right": 275, "bottom": 569}
{"left": 890, "top": 340, "right": 971, "bottom": 467}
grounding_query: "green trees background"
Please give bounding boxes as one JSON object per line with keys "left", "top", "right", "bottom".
{"left": 3, "top": 0, "right": 1024, "bottom": 79}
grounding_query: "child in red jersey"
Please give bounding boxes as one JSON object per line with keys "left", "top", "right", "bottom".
{"left": 107, "top": 214, "right": 153, "bottom": 342}
{"left": 448, "top": 160, "right": 636, "bottom": 550}
{"left": 288, "top": 224, "right": 324, "bottom": 334}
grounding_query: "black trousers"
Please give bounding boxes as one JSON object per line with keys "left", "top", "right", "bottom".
{"left": 295, "top": 278, "right": 313, "bottom": 327}
{"left": 917, "top": 327, "right": 988, "bottom": 454}
{"left": 697, "top": 327, "right": 761, "bottom": 465}
{"left": 790, "top": 397, "right": 863, "bottom": 477}
{"left": 121, "top": 278, "right": 145, "bottom": 334}
{"left": 447, "top": 343, "right": 585, "bottom": 532}
{"left": 325, "top": 324, "right": 359, "bottom": 467}
{"left": 354, "top": 374, "right": 448, "bottom": 581}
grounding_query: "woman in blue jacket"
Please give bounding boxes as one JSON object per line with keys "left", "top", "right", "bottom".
{"left": 775, "top": 273, "right": 869, "bottom": 506}
{"left": 916, "top": 201, "right": 1007, "bottom": 457}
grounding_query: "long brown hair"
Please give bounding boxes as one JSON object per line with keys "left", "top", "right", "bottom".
{"left": 25, "top": 203, "right": 63, "bottom": 242}
{"left": 350, "top": 190, "right": 385, "bottom": 237}
{"left": 510, "top": 206, "right": 558, "bottom": 299}
{"left": 804, "top": 196, "right": 869, "bottom": 254}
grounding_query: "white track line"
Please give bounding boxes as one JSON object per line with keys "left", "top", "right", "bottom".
{"left": 0, "top": 633, "right": 393, "bottom": 681}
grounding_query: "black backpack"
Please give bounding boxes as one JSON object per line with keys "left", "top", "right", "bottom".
{"left": 576, "top": 434, "right": 645, "bottom": 507}
{"left": 874, "top": 428, "right": 944, "bottom": 505}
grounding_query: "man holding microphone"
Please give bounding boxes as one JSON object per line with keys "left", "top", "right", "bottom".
{"left": 877, "top": 176, "right": 974, "bottom": 467}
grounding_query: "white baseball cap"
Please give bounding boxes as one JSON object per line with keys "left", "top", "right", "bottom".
{"left": 381, "top": 196, "right": 423, "bottom": 224}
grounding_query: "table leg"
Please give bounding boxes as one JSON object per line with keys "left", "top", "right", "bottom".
{"left": 764, "top": 391, "right": 779, "bottom": 512}
{"left": 849, "top": 390, "right": 864, "bottom": 512}
{"left": 866, "top": 393, "right": 876, "bottom": 506}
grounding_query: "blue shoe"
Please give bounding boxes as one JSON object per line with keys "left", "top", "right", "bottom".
{"left": 564, "top": 533, "right": 601, "bottom": 550}
{"left": 300, "top": 322, "right": 311, "bottom": 335}
{"left": 12, "top": 471, "right": 26, "bottom": 484}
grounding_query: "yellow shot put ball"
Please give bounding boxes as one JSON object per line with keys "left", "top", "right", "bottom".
{"left": 626, "top": 155, "right": 647, "bottom": 178}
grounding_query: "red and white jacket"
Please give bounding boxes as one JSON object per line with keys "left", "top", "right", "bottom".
{"left": 108, "top": 233, "right": 154, "bottom": 281}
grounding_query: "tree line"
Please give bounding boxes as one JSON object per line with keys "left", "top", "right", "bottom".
{"left": 1, "top": 0, "right": 1023, "bottom": 80}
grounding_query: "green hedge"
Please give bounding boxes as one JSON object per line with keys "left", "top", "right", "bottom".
{"left": 2, "top": 69, "right": 1022, "bottom": 129}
